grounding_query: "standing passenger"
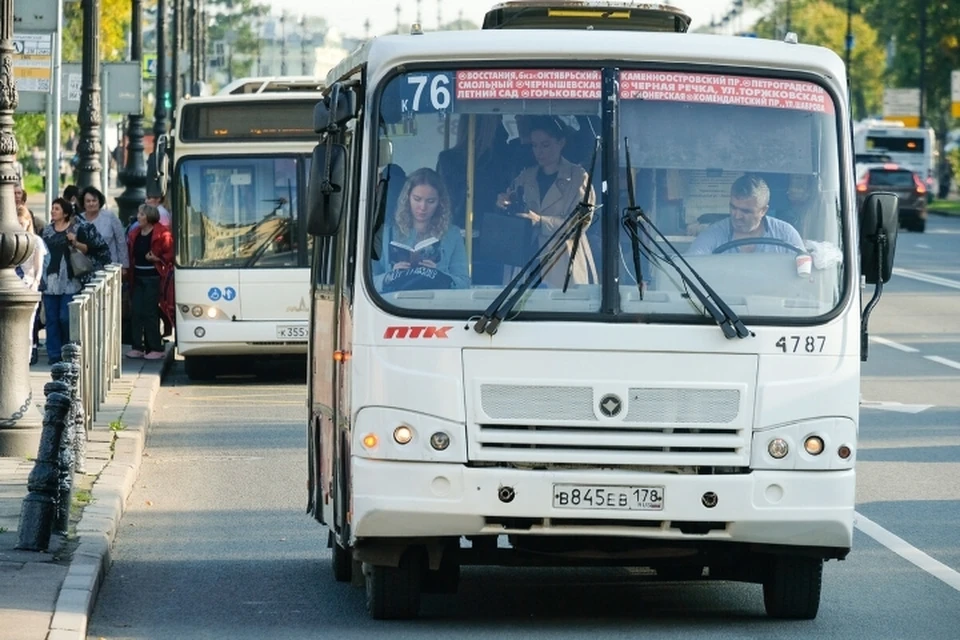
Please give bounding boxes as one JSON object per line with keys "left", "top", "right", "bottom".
{"left": 41, "top": 198, "right": 111, "bottom": 364}
{"left": 16, "top": 205, "right": 47, "bottom": 365}
{"left": 126, "top": 203, "right": 174, "bottom": 359}
{"left": 81, "top": 186, "right": 129, "bottom": 270}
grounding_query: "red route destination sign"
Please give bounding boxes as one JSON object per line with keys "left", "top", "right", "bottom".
{"left": 456, "top": 69, "right": 601, "bottom": 100}
{"left": 619, "top": 71, "right": 835, "bottom": 114}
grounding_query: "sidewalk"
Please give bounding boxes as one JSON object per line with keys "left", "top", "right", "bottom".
{"left": 0, "top": 348, "right": 173, "bottom": 640}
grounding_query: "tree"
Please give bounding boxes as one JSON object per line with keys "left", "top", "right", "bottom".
{"left": 751, "top": 1, "right": 886, "bottom": 120}
{"left": 206, "top": 0, "right": 270, "bottom": 81}
{"left": 858, "top": 0, "right": 960, "bottom": 136}
{"left": 14, "top": 0, "right": 132, "bottom": 166}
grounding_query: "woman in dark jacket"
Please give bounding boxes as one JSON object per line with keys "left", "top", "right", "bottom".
{"left": 41, "top": 197, "right": 111, "bottom": 364}
{"left": 125, "top": 203, "right": 174, "bottom": 359}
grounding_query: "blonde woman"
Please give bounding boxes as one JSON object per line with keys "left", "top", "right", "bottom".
{"left": 16, "top": 205, "right": 47, "bottom": 364}
{"left": 374, "top": 167, "right": 469, "bottom": 292}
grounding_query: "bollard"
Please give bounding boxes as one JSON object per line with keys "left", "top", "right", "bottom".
{"left": 60, "top": 344, "right": 87, "bottom": 475}
{"left": 16, "top": 387, "right": 72, "bottom": 552}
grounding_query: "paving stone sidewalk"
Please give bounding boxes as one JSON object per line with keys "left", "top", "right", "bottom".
{"left": 0, "top": 348, "right": 172, "bottom": 640}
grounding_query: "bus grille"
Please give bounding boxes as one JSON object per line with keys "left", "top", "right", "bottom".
{"left": 473, "top": 385, "right": 746, "bottom": 466}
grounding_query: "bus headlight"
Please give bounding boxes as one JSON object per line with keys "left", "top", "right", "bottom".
{"left": 354, "top": 407, "right": 465, "bottom": 463}
{"left": 429, "top": 432, "right": 450, "bottom": 451}
{"left": 804, "top": 436, "right": 825, "bottom": 456}
{"left": 206, "top": 306, "right": 218, "bottom": 319}
{"left": 767, "top": 438, "right": 789, "bottom": 459}
{"left": 751, "top": 418, "right": 856, "bottom": 470}
{"left": 393, "top": 425, "right": 413, "bottom": 445}
{"left": 191, "top": 305, "right": 203, "bottom": 317}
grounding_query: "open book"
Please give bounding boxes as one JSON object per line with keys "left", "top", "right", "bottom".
{"left": 389, "top": 236, "right": 440, "bottom": 266}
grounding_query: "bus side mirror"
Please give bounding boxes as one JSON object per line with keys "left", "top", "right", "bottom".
{"left": 307, "top": 142, "right": 347, "bottom": 237}
{"left": 859, "top": 192, "right": 898, "bottom": 284}
{"left": 314, "top": 84, "right": 356, "bottom": 133}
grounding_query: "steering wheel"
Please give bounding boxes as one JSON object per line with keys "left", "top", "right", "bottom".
{"left": 712, "top": 237, "right": 805, "bottom": 254}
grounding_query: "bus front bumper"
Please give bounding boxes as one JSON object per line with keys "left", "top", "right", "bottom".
{"left": 177, "top": 319, "right": 308, "bottom": 356}
{"left": 351, "top": 458, "right": 854, "bottom": 550}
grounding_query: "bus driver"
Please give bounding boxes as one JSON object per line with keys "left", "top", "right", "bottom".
{"left": 688, "top": 173, "right": 803, "bottom": 255}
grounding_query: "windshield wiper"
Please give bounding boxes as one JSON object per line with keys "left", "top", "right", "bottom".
{"left": 621, "top": 146, "right": 750, "bottom": 340}
{"left": 473, "top": 138, "right": 600, "bottom": 335}
{"left": 621, "top": 141, "right": 644, "bottom": 300}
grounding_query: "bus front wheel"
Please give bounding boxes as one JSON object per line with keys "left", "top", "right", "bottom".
{"left": 365, "top": 550, "right": 424, "bottom": 620}
{"left": 762, "top": 555, "right": 823, "bottom": 619}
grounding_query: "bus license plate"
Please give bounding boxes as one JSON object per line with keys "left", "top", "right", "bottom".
{"left": 552, "top": 484, "right": 665, "bottom": 511}
{"left": 276, "top": 325, "right": 309, "bottom": 340}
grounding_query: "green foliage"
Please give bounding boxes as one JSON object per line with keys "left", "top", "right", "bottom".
{"left": 206, "top": 0, "right": 271, "bottom": 80}
{"left": 858, "top": 0, "right": 960, "bottom": 133}
{"left": 23, "top": 174, "right": 44, "bottom": 194}
{"left": 752, "top": 1, "right": 886, "bottom": 120}
{"left": 109, "top": 419, "right": 126, "bottom": 432}
{"left": 62, "top": 0, "right": 131, "bottom": 63}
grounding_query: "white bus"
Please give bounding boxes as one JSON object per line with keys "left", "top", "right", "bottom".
{"left": 161, "top": 77, "right": 323, "bottom": 380}
{"left": 304, "top": 2, "right": 898, "bottom": 620}
{"left": 854, "top": 120, "right": 938, "bottom": 198}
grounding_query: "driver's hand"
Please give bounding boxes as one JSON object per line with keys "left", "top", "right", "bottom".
{"left": 393, "top": 262, "right": 411, "bottom": 270}
{"left": 517, "top": 211, "right": 541, "bottom": 225}
{"left": 419, "top": 259, "right": 437, "bottom": 268}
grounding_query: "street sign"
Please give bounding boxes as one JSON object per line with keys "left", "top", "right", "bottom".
{"left": 103, "top": 62, "right": 143, "bottom": 114}
{"left": 143, "top": 54, "right": 158, "bottom": 79}
{"left": 13, "top": 0, "right": 59, "bottom": 31}
{"left": 17, "top": 64, "right": 81, "bottom": 114}
{"left": 952, "top": 70, "right": 960, "bottom": 120}
{"left": 12, "top": 32, "right": 53, "bottom": 93}
{"left": 882, "top": 87, "right": 921, "bottom": 128}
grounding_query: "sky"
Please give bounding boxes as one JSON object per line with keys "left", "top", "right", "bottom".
{"left": 269, "top": 0, "right": 756, "bottom": 40}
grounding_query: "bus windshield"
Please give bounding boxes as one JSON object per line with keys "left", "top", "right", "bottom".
{"left": 369, "top": 67, "right": 844, "bottom": 322}
{"left": 175, "top": 155, "right": 309, "bottom": 268}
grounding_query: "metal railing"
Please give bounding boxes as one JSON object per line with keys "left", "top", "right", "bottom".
{"left": 68, "top": 265, "right": 123, "bottom": 432}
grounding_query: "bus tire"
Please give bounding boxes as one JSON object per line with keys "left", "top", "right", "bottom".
{"left": 331, "top": 537, "right": 353, "bottom": 583}
{"left": 365, "top": 550, "right": 424, "bottom": 620}
{"left": 184, "top": 356, "right": 215, "bottom": 381}
{"left": 762, "top": 555, "right": 822, "bottom": 619}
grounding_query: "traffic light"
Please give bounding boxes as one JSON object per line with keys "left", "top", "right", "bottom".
{"left": 164, "top": 91, "right": 172, "bottom": 110}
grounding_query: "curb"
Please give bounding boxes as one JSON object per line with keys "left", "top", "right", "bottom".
{"left": 46, "top": 349, "right": 174, "bottom": 640}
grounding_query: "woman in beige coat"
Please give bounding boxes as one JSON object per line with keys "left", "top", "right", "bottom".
{"left": 497, "top": 116, "right": 597, "bottom": 287}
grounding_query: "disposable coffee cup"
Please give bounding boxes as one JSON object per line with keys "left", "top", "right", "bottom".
{"left": 796, "top": 253, "right": 813, "bottom": 277}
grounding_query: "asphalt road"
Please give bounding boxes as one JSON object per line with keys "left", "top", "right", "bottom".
{"left": 88, "top": 216, "right": 960, "bottom": 639}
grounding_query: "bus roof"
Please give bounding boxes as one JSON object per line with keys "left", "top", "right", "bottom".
{"left": 217, "top": 76, "right": 325, "bottom": 95}
{"left": 482, "top": 1, "right": 691, "bottom": 32}
{"left": 325, "top": 29, "right": 846, "bottom": 93}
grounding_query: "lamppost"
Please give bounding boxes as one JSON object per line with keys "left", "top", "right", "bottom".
{"left": 154, "top": 0, "right": 168, "bottom": 136}
{"left": 0, "top": 0, "right": 43, "bottom": 455}
{"left": 77, "top": 0, "right": 103, "bottom": 189}
{"left": 918, "top": 0, "right": 927, "bottom": 126}
{"left": 117, "top": 0, "right": 147, "bottom": 225}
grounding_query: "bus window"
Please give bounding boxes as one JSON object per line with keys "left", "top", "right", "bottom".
{"left": 176, "top": 156, "right": 307, "bottom": 268}
{"left": 372, "top": 68, "right": 604, "bottom": 305}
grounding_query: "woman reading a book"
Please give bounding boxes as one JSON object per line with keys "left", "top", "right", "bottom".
{"left": 496, "top": 116, "right": 597, "bottom": 287}
{"left": 374, "top": 167, "right": 470, "bottom": 292}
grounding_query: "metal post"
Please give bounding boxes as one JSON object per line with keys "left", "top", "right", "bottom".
{"left": 0, "top": 0, "right": 44, "bottom": 456}
{"left": 845, "top": 0, "right": 853, "bottom": 81}
{"left": 785, "top": 0, "right": 792, "bottom": 33}
{"left": 100, "top": 67, "right": 109, "bottom": 191}
{"left": 918, "top": 0, "right": 927, "bottom": 126}
{"left": 117, "top": 0, "right": 147, "bottom": 226}
{"left": 154, "top": 0, "right": 168, "bottom": 135}
{"left": 15, "top": 385, "right": 71, "bottom": 551}
{"left": 77, "top": 0, "right": 103, "bottom": 190}
{"left": 51, "top": 0, "right": 63, "bottom": 199}
{"left": 171, "top": 0, "right": 180, "bottom": 111}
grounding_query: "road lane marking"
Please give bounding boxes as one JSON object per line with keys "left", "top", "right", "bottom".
{"left": 894, "top": 268, "right": 960, "bottom": 290}
{"left": 855, "top": 512, "right": 960, "bottom": 593}
{"left": 870, "top": 336, "right": 919, "bottom": 353}
{"left": 859, "top": 400, "right": 932, "bottom": 414}
{"left": 924, "top": 355, "right": 960, "bottom": 371}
